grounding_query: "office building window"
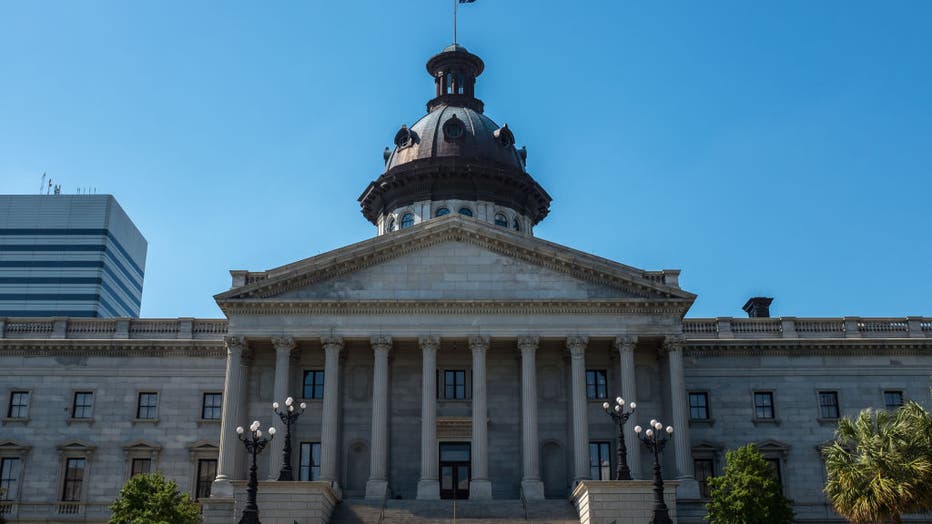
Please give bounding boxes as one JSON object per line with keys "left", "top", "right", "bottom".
{"left": 7, "top": 391, "right": 29, "bottom": 419}
{"left": 61, "top": 458, "right": 86, "bottom": 502}
{"left": 130, "top": 458, "right": 151, "bottom": 477}
{"left": 884, "top": 390, "right": 904, "bottom": 410}
{"left": 754, "top": 392, "right": 774, "bottom": 419}
{"left": 694, "top": 459, "right": 714, "bottom": 498}
{"left": 196, "top": 459, "right": 217, "bottom": 500}
{"left": 819, "top": 391, "right": 840, "bottom": 419}
{"left": 136, "top": 392, "right": 158, "bottom": 419}
{"left": 0, "top": 457, "right": 20, "bottom": 500}
{"left": 589, "top": 442, "right": 611, "bottom": 480}
{"left": 443, "top": 370, "right": 467, "bottom": 400}
{"left": 202, "top": 393, "right": 223, "bottom": 420}
{"left": 689, "top": 392, "right": 709, "bottom": 420}
{"left": 72, "top": 392, "right": 94, "bottom": 419}
{"left": 303, "top": 370, "right": 324, "bottom": 399}
{"left": 299, "top": 442, "right": 321, "bottom": 481}
{"left": 585, "top": 370, "right": 608, "bottom": 400}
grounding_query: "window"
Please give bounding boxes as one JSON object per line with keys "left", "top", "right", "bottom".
{"left": 442, "top": 370, "right": 467, "bottom": 400}
{"left": 130, "top": 458, "right": 151, "bottom": 477}
{"left": 435, "top": 207, "right": 450, "bottom": 217}
{"left": 7, "top": 391, "right": 29, "bottom": 419}
{"left": 494, "top": 213, "right": 508, "bottom": 227}
{"left": 303, "top": 370, "right": 325, "bottom": 400}
{"left": 512, "top": 218, "right": 521, "bottom": 232}
{"left": 689, "top": 392, "right": 709, "bottom": 420}
{"left": 457, "top": 207, "right": 473, "bottom": 217}
{"left": 401, "top": 213, "right": 415, "bottom": 229}
{"left": 819, "top": 391, "right": 839, "bottom": 419}
{"left": 694, "top": 459, "right": 714, "bottom": 498}
{"left": 589, "top": 442, "right": 611, "bottom": 480}
{"left": 72, "top": 392, "right": 93, "bottom": 419}
{"left": 299, "top": 442, "right": 321, "bottom": 481}
{"left": 766, "top": 458, "right": 783, "bottom": 490}
{"left": 0, "top": 457, "right": 20, "bottom": 500}
{"left": 62, "top": 458, "right": 85, "bottom": 502}
{"left": 202, "top": 393, "right": 222, "bottom": 420}
{"left": 585, "top": 370, "right": 608, "bottom": 399}
{"left": 884, "top": 390, "right": 904, "bottom": 410}
{"left": 136, "top": 392, "right": 158, "bottom": 419}
{"left": 195, "top": 459, "right": 216, "bottom": 500}
{"left": 753, "top": 392, "right": 774, "bottom": 419}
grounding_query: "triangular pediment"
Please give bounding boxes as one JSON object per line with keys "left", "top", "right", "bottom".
{"left": 216, "top": 216, "right": 695, "bottom": 312}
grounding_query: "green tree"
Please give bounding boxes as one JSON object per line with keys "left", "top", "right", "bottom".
{"left": 705, "top": 444, "right": 794, "bottom": 524}
{"left": 109, "top": 472, "right": 200, "bottom": 524}
{"left": 822, "top": 401, "right": 932, "bottom": 524}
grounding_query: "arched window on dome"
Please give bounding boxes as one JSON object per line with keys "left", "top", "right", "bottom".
{"left": 387, "top": 219, "right": 396, "bottom": 232}
{"left": 458, "top": 207, "right": 473, "bottom": 217}
{"left": 513, "top": 218, "right": 521, "bottom": 232}
{"left": 435, "top": 207, "right": 450, "bottom": 217}
{"left": 401, "top": 213, "right": 415, "bottom": 229}
{"left": 494, "top": 213, "right": 508, "bottom": 227}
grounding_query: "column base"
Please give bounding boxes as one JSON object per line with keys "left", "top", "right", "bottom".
{"left": 416, "top": 479, "right": 440, "bottom": 500}
{"left": 469, "top": 479, "right": 492, "bottom": 500}
{"left": 365, "top": 479, "right": 390, "bottom": 500}
{"left": 675, "top": 476, "right": 701, "bottom": 500}
{"left": 521, "top": 478, "right": 545, "bottom": 500}
{"left": 209, "top": 476, "right": 234, "bottom": 498}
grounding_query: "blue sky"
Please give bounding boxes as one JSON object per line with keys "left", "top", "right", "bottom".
{"left": 1, "top": 1, "right": 930, "bottom": 319}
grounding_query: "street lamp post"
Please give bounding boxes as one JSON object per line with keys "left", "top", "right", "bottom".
{"left": 272, "top": 396, "right": 307, "bottom": 481}
{"left": 237, "top": 420, "right": 276, "bottom": 524}
{"left": 601, "top": 396, "right": 636, "bottom": 480}
{"left": 634, "top": 419, "right": 674, "bottom": 524}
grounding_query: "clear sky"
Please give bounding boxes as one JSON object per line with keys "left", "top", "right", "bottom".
{"left": 1, "top": 1, "right": 930, "bottom": 319}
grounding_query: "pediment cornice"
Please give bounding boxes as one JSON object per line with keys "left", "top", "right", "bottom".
{"left": 215, "top": 217, "right": 695, "bottom": 305}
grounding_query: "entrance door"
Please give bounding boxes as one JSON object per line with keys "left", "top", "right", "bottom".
{"left": 439, "top": 442, "right": 470, "bottom": 500}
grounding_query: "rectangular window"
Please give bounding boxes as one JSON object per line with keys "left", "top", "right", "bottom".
{"left": 443, "top": 370, "right": 467, "bottom": 400}
{"left": 7, "top": 391, "right": 29, "bottom": 419}
{"left": 299, "top": 442, "right": 321, "bottom": 481}
{"left": 694, "top": 459, "right": 714, "bottom": 498}
{"left": 72, "top": 392, "right": 94, "bottom": 419}
{"left": 819, "top": 391, "right": 839, "bottom": 419}
{"left": 136, "top": 392, "right": 158, "bottom": 419}
{"left": 884, "top": 390, "right": 904, "bottom": 410}
{"left": 62, "top": 458, "right": 86, "bottom": 502}
{"left": 0, "top": 457, "right": 20, "bottom": 500}
{"left": 202, "top": 392, "right": 223, "bottom": 420}
{"left": 130, "top": 458, "right": 151, "bottom": 477}
{"left": 766, "top": 458, "right": 783, "bottom": 491}
{"left": 585, "top": 370, "right": 608, "bottom": 400}
{"left": 588, "top": 442, "right": 611, "bottom": 480}
{"left": 689, "top": 392, "right": 709, "bottom": 420}
{"left": 195, "top": 459, "right": 217, "bottom": 500}
{"left": 303, "top": 370, "right": 325, "bottom": 400}
{"left": 754, "top": 392, "right": 774, "bottom": 419}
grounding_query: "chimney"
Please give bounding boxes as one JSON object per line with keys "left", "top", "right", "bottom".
{"left": 742, "top": 297, "right": 774, "bottom": 318}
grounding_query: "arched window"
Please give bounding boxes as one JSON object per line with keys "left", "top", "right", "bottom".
{"left": 458, "top": 207, "right": 473, "bottom": 217}
{"left": 435, "top": 207, "right": 450, "bottom": 217}
{"left": 387, "top": 219, "right": 396, "bottom": 232}
{"left": 513, "top": 218, "right": 521, "bottom": 232}
{"left": 494, "top": 213, "right": 508, "bottom": 227}
{"left": 401, "top": 213, "right": 415, "bottom": 229}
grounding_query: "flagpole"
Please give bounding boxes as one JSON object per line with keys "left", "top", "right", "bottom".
{"left": 454, "top": 0, "right": 458, "bottom": 45}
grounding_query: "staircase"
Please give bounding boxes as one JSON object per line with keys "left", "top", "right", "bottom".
{"left": 330, "top": 499, "right": 579, "bottom": 524}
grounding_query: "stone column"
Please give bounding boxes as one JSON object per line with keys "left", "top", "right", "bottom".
{"left": 417, "top": 336, "right": 440, "bottom": 499}
{"left": 666, "top": 336, "right": 700, "bottom": 498}
{"left": 567, "top": 336, "right": 590, "bottom": 484}
{"left": 366, "top": 336, "right": 393, "bottom": 500}
{"left": 319, "top": 336, "right": 343, "bottom": 493}
{"left": 268, "top": 336, "right": 296, "bottom": 479}
{"left": 469, "top": 335, "right": 492, "bottom": 499}
{"left": 518, "top": 336, "right": 544, "bottom": 500}
{"left": 211, "top": 336, "right": 247, "bottom": 498}
{"left": 615, "top": 335, "right": 642, "bottom": 479}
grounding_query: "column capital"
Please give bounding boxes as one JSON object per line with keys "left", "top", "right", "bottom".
{"left": 371, "top": 335, "right": 393, "bottom": 354}
{"left": 516, "top": 336, "right": 539, "bottom": 353}
{"left": 419, "top": 335, "right": 440, "bottom": 353}
{"left": 469, "top": 335, "right": 490, "bottom": 352}
{"left": 321, "top": 336, "right": 344, "bottom": 352}
{"left": 565, "top": 335, "right": 589, "bottom": 357}
{"left": 662, "top": 335, "right": 686, "bottom": 354}
{"left": 615, "top": 335, "right": 637, "bottom": 353}
{"left": 224, "top": 335, "right": 247, "bottom": 354}
{"left": 271, "top": 335, "right": 296, "bottom": 352}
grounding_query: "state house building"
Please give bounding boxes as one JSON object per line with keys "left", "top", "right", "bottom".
{"left": 0, "top": 43, "right": 930, "bottom": 524}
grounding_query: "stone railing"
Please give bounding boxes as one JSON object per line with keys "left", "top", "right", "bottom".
{"left": 0, "top": 318, "right": 228, "bottom": 340}
{"left": 684, "top": 317, "right": 932, "bottom": 339}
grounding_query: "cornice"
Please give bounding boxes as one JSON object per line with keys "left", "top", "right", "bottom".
{"left": 686, "top": 338, "right": 932, "bottom": 357}
{"left": 0, "top": 339, "right": 226, "bottom": 358}
{"left": 218, "top": 299, "right": 693, "bottom": 316}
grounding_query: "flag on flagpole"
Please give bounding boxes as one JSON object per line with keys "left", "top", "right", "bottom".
{"left": 459, "top": 0, "right": 476, "bottom": 3}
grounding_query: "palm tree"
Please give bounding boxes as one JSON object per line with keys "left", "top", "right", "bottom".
{"left": 822, "top": 401, "right": 932, "bottom": 523}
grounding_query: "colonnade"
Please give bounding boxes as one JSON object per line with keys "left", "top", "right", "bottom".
{"left": 211, "top": 334, "right": 694, "bottom": 500}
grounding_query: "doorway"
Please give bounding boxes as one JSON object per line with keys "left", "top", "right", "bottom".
{"left": 439, "top": 442, "right": 470, "bottom": 500}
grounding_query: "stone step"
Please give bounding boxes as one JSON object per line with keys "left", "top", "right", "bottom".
{"left": 330, "top": 499, "right": 579, "bottom": 524}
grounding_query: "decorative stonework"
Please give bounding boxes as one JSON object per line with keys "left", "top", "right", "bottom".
{"left": 437, "top": 417, "right": 472, "bottom": 440}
